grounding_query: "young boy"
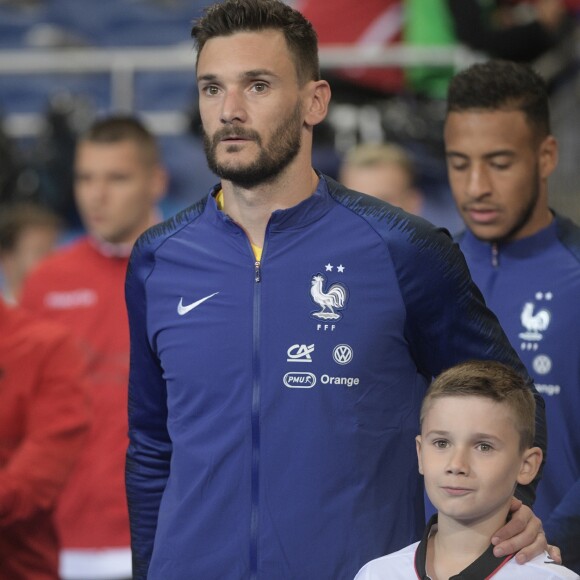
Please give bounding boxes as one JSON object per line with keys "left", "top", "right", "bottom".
{"left": 355, "top": 360, "right": 579, "bottom": 579}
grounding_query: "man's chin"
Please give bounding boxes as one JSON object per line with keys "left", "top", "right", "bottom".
{"left": 212, "top": 163, "right": 268, "bottom": 186}
{"left": 91, "top": 229, "right": 124, "bottom": 244}
{"left": 470, "top": 228, "right": 506, "bottom": 245}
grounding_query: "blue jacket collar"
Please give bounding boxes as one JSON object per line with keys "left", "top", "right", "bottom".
{"left": 203, "top": 173, "right": 334, "bottom": 232}
{"left": 461, "top": 217, "right": 558, "bottom": 261}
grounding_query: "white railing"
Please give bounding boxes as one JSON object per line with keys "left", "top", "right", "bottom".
{"left": 0, "top": 44, "right": 480, "bottom": 137}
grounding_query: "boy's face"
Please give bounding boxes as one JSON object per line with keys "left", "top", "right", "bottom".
{"left": 416, "top": 396, "right": 539, "bottom": 527}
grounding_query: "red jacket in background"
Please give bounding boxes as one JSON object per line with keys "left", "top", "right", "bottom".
{"left": 0, "top": 299, "right": 90, "bottom": 580}
{"left": 20, "top": 237, "right": 131, "bottom": 552}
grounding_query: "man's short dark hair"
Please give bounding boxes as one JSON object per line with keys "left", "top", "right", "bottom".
{"left": 446, "top": 60, "right": 551, "bottom": 140}
{"left": 191, "top": 0, "right": 320, "bottom": 84}
{"left": 80, "top": 115, "right": 160, "bottom": 165}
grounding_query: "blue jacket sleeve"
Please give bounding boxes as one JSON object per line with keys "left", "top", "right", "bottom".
{"left": 125, "top": 236, "right": 172, "bottom": 580}
{"left": 388, "top": 220, "right": 546, "bottom": 506}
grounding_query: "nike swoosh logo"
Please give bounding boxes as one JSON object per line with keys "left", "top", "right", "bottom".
{"left": 177, "top": 292, "right": 219, "bottom": 315}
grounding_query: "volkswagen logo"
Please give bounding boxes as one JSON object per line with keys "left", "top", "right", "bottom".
{"left": 533, "top": 355, "right": 552, "bottom": 375}
{"left": 333, "top": 344, "right": 353, "bottom": 365}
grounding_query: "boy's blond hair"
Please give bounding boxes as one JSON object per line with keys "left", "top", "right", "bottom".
{"left": 340, "top": 142, "right": 415, "bottom": 182}
{"left": 420, "top": 360, "right": 536, "bottom": 451}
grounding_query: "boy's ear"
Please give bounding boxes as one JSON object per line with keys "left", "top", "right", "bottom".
{"left": 517, "top": 446, "right": 543, "bottom": 486}
{"left": 416, "top": 435, "right": 424, "bottom": 475}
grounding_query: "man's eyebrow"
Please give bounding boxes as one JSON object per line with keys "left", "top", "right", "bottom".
{"left": 197, "top": 73, "right": 218, "bottom": 82}
{"left": 445, "top": 150, "right": 516, "bottom": 159}
{"left": 197, "top": 69, "right": 278, "bottom": 83}
{"left": 241, "top": 68, "right": 276, "bottom": 79}
{"left": 483, "top": 150, "right": 516, "bottom": 160}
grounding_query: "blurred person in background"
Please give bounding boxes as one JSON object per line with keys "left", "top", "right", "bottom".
{"left": 339, "top": 142, "right": 424, "bottom": 214}
{"left": 339, "top": 141, "right": 463, "bottom": 233}
{"left": 0, "top": 202, "right": 62, "bottom": 305}
{"left": 445, "top": 60, "right": 580, "bottom": 573}
{"left": 20, "top": 115, "right": 167, "bottom": 580}
{"left": 0, "top": 295, "right": 90, "bottom": 580}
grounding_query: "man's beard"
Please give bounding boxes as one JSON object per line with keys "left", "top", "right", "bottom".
{"left": 203, "top": 101, "right": 303, "bottom": 188}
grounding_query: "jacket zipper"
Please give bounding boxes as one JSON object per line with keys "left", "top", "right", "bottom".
{"left": 491, "top": 243, "right": 499, "bottom": 267}
{"left": 250, "top": 238, "right": 266, "bottom": 578}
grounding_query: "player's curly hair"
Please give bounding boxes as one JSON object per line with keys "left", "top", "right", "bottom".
{"left": 446, "top": 60, "right": 550, "bottom": 142}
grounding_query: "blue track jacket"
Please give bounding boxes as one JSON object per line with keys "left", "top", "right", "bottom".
{"left": 125, "top": 175, "right": 545, "bottom": 580}
{"left": 458, "top": 215, "right": 580, "bottom": 572}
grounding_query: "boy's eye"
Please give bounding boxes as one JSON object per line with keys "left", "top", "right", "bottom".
{"left": 477, "top": 443, "right": 493, "bottom": 452}
{"left": 433, "top": 440, "right": 449, "bottom": 449}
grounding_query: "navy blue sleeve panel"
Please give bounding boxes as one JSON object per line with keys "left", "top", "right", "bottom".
{"left": 390, "top": 218, "right": 524, "bottom": 375}
{"left": 557, "top": 214, "right": 580, "bottom": 265}
{"left": 125, "top": 236, "right": 170, "bottom": 580}
{"left": 545, "top": 214, "right": 580, "bottom": 571}
{"left": 326, "top": 176, "right": 545, "bottom": 503}
{"left": 544, "top": 477, "right": 580, "bottom": 572}
{"left": 125, "top": 203, "right": 206, "bottom": 580}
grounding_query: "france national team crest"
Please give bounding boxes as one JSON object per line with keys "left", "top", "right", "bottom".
{"left": 518, "top": 292, "right": 552, "bottom": 348}
{"left": 310, "top": 272, "right": 349, "bottom": 321}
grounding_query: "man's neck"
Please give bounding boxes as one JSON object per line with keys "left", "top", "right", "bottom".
{"left": 221, "top": 165, "right": 319, "bottom": 249}
{"left": 427, "top": 511, "right": 508, "bottom": 580}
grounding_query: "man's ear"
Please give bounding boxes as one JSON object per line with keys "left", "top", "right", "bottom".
{"left": 517, "top": 446, "right": 543, "bottom": 486}
{"left": 538, "top": 135, "right": 558, "bottom": 180}
{"left": 303, "top": 80, "right": 331, "bottom": 127}
{"left": 416, "top": 435, "right": 424, "bottom": 475}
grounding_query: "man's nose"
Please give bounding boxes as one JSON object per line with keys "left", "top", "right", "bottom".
{"left": 220, "top": 89, "right": 247, "bottom": 124}
{"left": 466, "top": 165, "right": 492, "bottom": 200}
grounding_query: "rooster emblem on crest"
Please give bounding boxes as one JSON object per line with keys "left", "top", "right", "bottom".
{"left": 310, "top": 273, "right": 348, "bottom": 320}
{"left": 518, "top": 302, "right": 551, "bottom": 341}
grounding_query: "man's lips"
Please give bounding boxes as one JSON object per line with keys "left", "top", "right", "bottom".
{"left": 218, "top": 131, "right": 256, "bottom": 142}
{"left": 463, "top": 206, "right": 500, "bottom": 224}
